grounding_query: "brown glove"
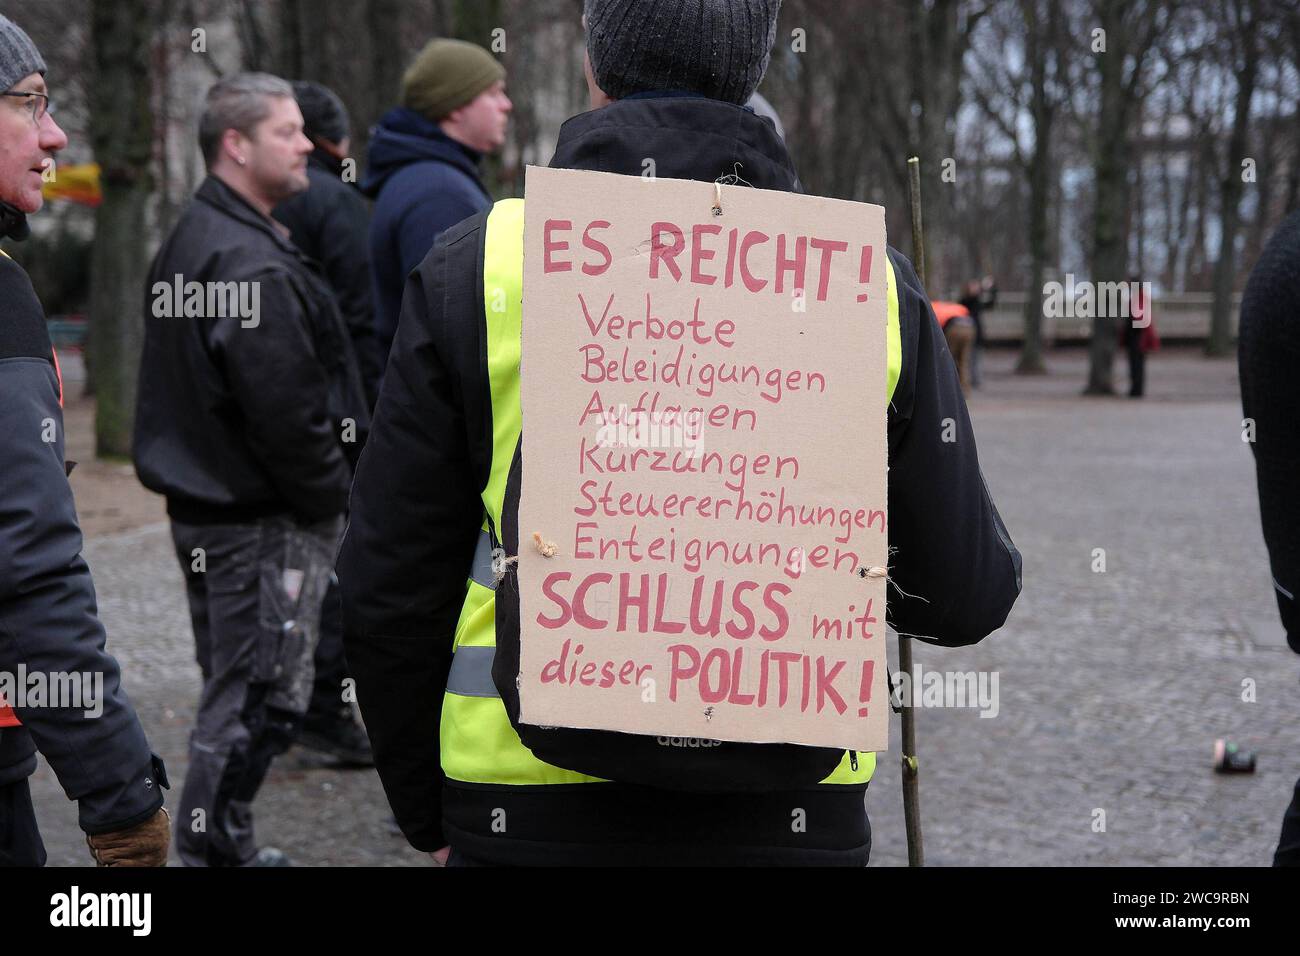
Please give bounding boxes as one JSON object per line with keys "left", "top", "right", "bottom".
{"left": 86, "top": 808, "right": 170, "bottom": 867}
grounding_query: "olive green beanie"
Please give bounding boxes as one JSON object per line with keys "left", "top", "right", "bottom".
{"left": 401, "top": 38, "right": 505, "bottom": 121}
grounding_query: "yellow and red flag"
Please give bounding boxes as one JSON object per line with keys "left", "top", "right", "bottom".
{"left": 41, "top": 162, "right": 102, "bottom": 207}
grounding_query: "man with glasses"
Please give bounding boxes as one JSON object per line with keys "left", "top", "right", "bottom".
{"left": 0, "top": 13, "right": 170, "bottom": 867}
{"left": 1, "top": 86, "right": 48, "bottom": 122}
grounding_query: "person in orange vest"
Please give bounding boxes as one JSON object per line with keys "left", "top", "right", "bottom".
{"left": 0, "top": 13, "right": 169, "bottom": 867}
{"left": 933, "top": 299, "right": 976, "bottom": 394}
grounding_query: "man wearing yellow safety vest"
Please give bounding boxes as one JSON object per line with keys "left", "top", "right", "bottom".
{"left": 339, "top": 0, "right": 1023, "bottom": 866}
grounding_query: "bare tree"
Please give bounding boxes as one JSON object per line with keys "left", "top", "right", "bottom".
{"left": 1207, "top": 0, "right": 1263, "bottom": 356}
{"left": 275, "top": 0, "right": 394, "bottom": 168}
{"left": 87, "top": 0, "right": 154, "bottom": 455}
{"left": 1082, "top": 0, "right": 1168, "bottom": 395}
{"left": 904, "top": 0, "right": 993, "bottom": 293}
{"left": 764, "top": 0, "right": 990, "bottom": 285}
{"left": 969, "top": 0, "right": 1068, "bottom": 373}
{"left": 1285, "top": 5, "right": 1300, "bottom": 212}
{"left": 451, "top": 0, "right": 503, "bottom": 45}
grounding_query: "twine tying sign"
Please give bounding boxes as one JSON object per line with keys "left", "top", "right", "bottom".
{"left": 712, "top": 166, "right": 753, "bottom": 219}
{"left": 490, "top": 532, "right": 558, "bottom": 586}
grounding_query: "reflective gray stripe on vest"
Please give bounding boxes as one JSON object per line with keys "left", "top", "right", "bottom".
{"left": 471, "top": 527, "right": 496, "bottom": 591}
{"left": 446, "top": 644, "right": 500, "bottom": 698}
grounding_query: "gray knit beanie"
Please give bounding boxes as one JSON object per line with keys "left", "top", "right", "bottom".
{"left": 583, "top": 0, "right": 781, "bottom": 105}
{"left": 0, "top": 15, "right": 46, "bottom": 93}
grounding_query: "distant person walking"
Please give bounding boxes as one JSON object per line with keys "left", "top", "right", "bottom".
{"left": 363, "top": 38, "right": 511, "bottom": 365}
{"left": 935, "top": 300, "right": 976, "bottom": 394}
{"left": 958, "top": 276, "right": 996, "bottom": 388}
{"left": 1120, "top": 276, "right": 1158, "bottom": 398}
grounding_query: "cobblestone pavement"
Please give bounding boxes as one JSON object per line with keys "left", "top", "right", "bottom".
{"left": 28, "top": 347, "right": 1297, "bottom": 866}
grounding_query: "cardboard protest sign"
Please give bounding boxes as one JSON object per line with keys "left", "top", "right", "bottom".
{"left": 517, "top": 165, "right": 890, "bottom": 753}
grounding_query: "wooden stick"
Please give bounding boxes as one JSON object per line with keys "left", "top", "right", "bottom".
{"left": 901, "top": 156, "right": 926, "bottom": 868}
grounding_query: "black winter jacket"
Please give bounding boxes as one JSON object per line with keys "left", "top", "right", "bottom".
{"left": 0, "top": 203, "right": 167, "bottom": 835}
{"left": 1239, "top": 209, "right": 1300, "bottom": 652}
{"left": 338, "top": 96, "right": 1022, "bottom": 865}
{"left": 274, "top": 151, "right": 385, "bottom": 407}
{"left": 134, "top": 176, "right": 369, "bottom": 526}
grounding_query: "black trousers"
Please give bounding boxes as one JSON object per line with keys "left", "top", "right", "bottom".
{"left": 170, "top": 515, "right": 340, "bottom": 866}
{"left": 1127, "top": 339, "right": 1146, "bottom": 397}
{"left": 0, "top": 778, "right": 46, "bottom": 867}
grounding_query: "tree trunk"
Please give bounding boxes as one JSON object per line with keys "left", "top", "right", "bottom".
{"left": 1165, "top": 110, "right": 1192, "bottom": 289}
{"left": 366, "top": 0, "right": 408, "bottom": 164}
{"left": 1184, "top": 128, "right": 1213, "bottom": 288}
{"left": 278, "top": 0, "right": 304, "bottom": 76}
{"left": 1085, "top": 0, "right": 1141, "bottom": 395}
{"left": 237, "top": 0, "right": 276, "bottom": 72}
{"left": 1208, "top": 2, "right": 1259, "bottom": 357}
{"left": 1242, "top": 90, "right": 1276, "bottom": 268}
{"left": 88, "top": 0, "right": 154, "bottom": 457}
{"left": 1018, "top": 0, "right": 1057, "bottom": 375}
{"left": 1285, "top": 100, "right": 1300, "bottom": 213}
{"left": 1020, "top": 125, "right": 1052, "bottom": 374}
{"left": 1133, "top": 102, "right": 1146, "bottom": 273}
{"left": 904, "top": 0, "right": 982, "bottom": 295}
{"left": 452, "top": 0, "right": 504, "bottom": 45}
{"left": 1284, "top": 2, "right": 1300, "bottom": 213}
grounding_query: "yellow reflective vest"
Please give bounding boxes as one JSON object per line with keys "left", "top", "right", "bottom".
{"left": 440, "top": 198, "right": 903, "bottom": 790}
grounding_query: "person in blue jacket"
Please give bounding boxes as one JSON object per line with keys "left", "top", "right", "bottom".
{"left": 363, "top": 38, "right": 511, "bottom": 364}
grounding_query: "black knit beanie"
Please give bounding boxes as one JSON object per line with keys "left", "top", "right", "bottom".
{"left": 583, "top": 0, "right": 781, "bottom": 105}
{"left": 293, "top": 81, "right": 350, "bottom": 145}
